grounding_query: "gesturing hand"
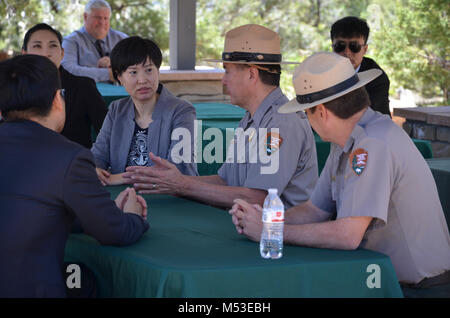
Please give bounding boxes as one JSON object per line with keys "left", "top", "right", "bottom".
{"left": 124, "top": 152, "right": 186, "bottom": 196}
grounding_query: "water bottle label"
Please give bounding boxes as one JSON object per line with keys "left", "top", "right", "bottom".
{"left": 263, "top": 210, "right": 284, "bottom": 223}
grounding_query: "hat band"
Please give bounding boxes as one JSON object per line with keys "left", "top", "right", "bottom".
{"left": 222, "top": 51, "right": 282, "bottom": 63}
{"left": 296, "top": 74, "right": 359, "bottom": 104}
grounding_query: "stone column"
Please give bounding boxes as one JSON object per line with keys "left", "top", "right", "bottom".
{"left": 169, "top": 0, "right": 196, "bottom": 70}
{"left": 394, "top": 106, "right": 450, "bottom": 158}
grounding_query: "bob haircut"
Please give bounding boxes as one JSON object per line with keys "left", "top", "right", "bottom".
{"left": 22, "top": 23, "right": 63, "bottom": 51}
{"left": 0, "top": 55, "right": 61, "bottom": 120}
{"left": 110, "top": 36, "right": 163, "bottom": 82}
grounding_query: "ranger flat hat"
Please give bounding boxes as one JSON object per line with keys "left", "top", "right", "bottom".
{"left": 279, "top": 52, "right": 382, "bottom": 113}
{"left": 204, "top": 24, "right": 298, "bottom": 65}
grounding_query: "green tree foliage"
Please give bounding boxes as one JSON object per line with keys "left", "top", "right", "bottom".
{"left": 373, "top": 0, "right": 449, "bottom": 104}
{"left": 0, "top": 0, "right": 447, "bottom": 102}
{"left": 108, "top": 1, "right": 169, "bottom": 52}
{"left": 0, "top": 0, "right": 85, "bottom": 53}
{"left": 196, "top": 0, "right": 372, "bottom": 97}
{"left": 0, "top": 0, "right": 168, "bottom": 57}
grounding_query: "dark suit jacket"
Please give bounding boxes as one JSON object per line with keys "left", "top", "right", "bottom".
{"left": 60, "top": 66, "right": 108, "bottom": 148}
{"left": 0, "top": 120, "right": 149, "bottom": 297}
{"left": 359, "top": 57, "right": 391, "bottom": 116}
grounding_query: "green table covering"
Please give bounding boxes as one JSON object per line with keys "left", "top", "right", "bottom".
{"left": 196, "top": 121, "right": 236, "bottom": 176}
{"left": 195, "top": 103, "right": 243, "bottom": 176}
{"left": 96, "top": 82, "right": 129, "bottom": 106}
{"left": 426, "top": 158, "right": 450, "bottom": 230}
{"left": 64, "top": 185, "right": 402, "bottom": 298}
{"left": 194, "top": 102, "right": 245, "bottom": 120}
{"left": 413, "top": 139, "right": 433, "bottom": 160}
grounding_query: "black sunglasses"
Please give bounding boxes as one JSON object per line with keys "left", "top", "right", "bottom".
{"left": 332, "top": 41, "right": 365, "bottom": 54}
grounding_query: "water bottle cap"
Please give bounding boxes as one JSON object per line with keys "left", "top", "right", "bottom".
{"left": 268, "top": 188, "right": 278, "bottom": 194}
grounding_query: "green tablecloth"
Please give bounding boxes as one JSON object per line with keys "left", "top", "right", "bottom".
{"left": 64, "top": 186, "right": 402, "bottom": 298}
{"left": 96, "top": 82, "right": 129, "bottom": 106}
{"left": 195, "top": 103, "right": 243, "bottom": 176}
{"left": 194, "top": 102, "right": 245, "bottom": 120}
{"left": 426, "top": 158, "right": 450, "bottom": 230}
{"left": 413, "top": 139, "right": 433, "bottom": 160}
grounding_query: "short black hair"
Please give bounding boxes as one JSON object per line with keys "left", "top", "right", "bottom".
{"left": 110, "top": 36, "right": 162, "bottom": 82}
{"left": 0, "top": 54, "right": 61, "bottom": 120}
{"left": 330, "top": 16, "right": 370, "bottom": 43}
{"left": 309, "top": 86, "right": 370, "bottom": 119}
{"left": 22, "top": 23, "right": 63, "bottom": 51}
{"left": 256, "top": 64, "right": 281, "bottom": 87}
{"left": 236, "top": 64, "right": 281, "bottom": 87}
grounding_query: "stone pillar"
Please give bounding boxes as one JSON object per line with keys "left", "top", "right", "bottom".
{"left": 169, "top": 0, "right": 196, "bottom": 70}
{"left": 394, "top": 106, "right": 450, "bottom": 158}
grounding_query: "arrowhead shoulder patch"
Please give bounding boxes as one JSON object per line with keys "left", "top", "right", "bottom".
{"left": 349, "top": 148, "right": 368, "bottom": 176}
{"left": 265, "top": 132, "right": 283, "bottom": 155}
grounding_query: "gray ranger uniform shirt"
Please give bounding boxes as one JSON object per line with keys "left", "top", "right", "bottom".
{"left": 218, "top": 87, "right": 318, "bottom": 209}
{"left": 311, "top": 107, "right": 450, "bottom": 284}
{"left": 62, "top": 27, "right": 127, "bottom": 82}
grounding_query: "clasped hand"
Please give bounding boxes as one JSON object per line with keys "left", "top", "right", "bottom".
{"left": 97, "top": 56, "right": 111, "bottom": 68}
{"left": 114, "top": 187, "right": 147, "bottom": 220}
{"left": 229, "top": 199, "right": 263, "bottom": 242}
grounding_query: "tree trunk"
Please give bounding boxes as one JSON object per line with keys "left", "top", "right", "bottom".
{"left": 444, "top": 87, "right": 449, "bottom": 105}
{"left": 314, "top": 0, "right": 321, "bottom": 27}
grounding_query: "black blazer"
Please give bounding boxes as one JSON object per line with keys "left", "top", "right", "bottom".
{"left": 359, "top": 57, "right": 391, "bottom": 116}
{"left": 0, "top": 120, "right": 148, "bottom": 297}
{"left": 60, "top": 66, "right": 108, "bottom": 148}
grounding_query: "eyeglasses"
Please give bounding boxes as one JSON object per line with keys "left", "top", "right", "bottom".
{"left": 332, "top": 41, "right": 365, "bottom": 54}
{"left": 59, "top": 88, "right": 65, "bottom": 100}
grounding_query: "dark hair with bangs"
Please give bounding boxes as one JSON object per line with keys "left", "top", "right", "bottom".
{"left": 110, "top": 36, "right": 162, "bottom": 82}
{"left": 330, "top": 16, "right": 370, "bottom": 44}
{"left": 22, "top": 23, "right": 63, "bottom": 51}
{"left": 0, "top": 54, "right": 61, "bottom": 120}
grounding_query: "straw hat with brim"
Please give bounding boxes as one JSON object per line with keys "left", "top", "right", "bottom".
{"left": 278, "top": 52, "right": 382, "bottom": 113}
{"left": 204, "top": 24, "right": 298, "bottom": 65}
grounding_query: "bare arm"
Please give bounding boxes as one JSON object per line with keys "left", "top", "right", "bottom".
{"left": 179, "top": 175, "right": 267, "bottom": 209}
{"left": 231, "top": 199, "right": 372, "bottom": 250}
{"left": 284, "top": 216, "right": 372, "bottom": 250}
{"left": 284, "top": 200, "right": 372, "bottom": 249}
{"left": 96, "top": 168, "right": 132, "bottom": 186}
{"left": 124, "top": 153, "right": 267, "bottom": 209}
{"left": 285, "top": 200, "right": 333, "bottom": 225}
{"left": 194, "top": 174, "right": 228, "bottom": 185}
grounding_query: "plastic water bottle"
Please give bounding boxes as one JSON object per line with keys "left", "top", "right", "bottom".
{"left": 260, "top": 188, "right": 284, "bottom": 259}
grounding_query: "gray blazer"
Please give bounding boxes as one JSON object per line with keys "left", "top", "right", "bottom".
{"left": 91, "top": 85, "right": 198, "bottom": 176}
